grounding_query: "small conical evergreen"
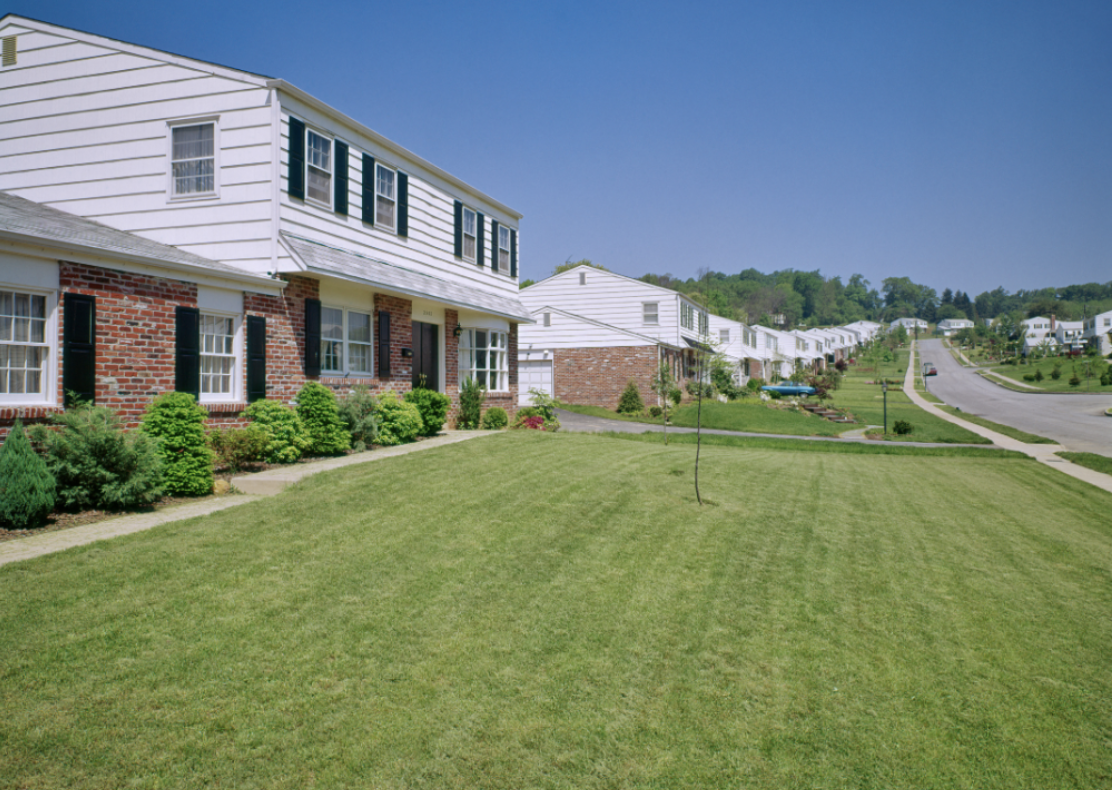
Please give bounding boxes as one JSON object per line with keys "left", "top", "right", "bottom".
{"left": 0, "top": 419, "right": 56, "bottom": 528}
{"left": 617, "top": 379, "right": 645, "bottom": 415}
{"left": 297, "top": 381, "right": 351, "bottom": 455}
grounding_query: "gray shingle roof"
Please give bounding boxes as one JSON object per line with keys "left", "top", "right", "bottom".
{"left": 0, "top": 190, "right": 273, "bottom": 284}
{"left": 282, "top": 233, "right": 534, "bottom": 323}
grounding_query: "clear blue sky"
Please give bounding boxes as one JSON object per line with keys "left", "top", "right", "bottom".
{"left": 14, "top": 0, "right": 1112, "bottom": 296}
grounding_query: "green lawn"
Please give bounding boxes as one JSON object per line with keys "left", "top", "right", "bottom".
{"left": 986, "top": 357, "right": 1112, "bottom": 393}
{"left": 1058, "top": 451, "right": 1112, "bottom": 476}
{"left": 3, "top": 432, "right": 1112, "bottom": 788}
{"left": 937, "top": 405, "right": 1058, "bottom": 444}
{"left": 669, "top": 400, "right": 845, "bottom": 436}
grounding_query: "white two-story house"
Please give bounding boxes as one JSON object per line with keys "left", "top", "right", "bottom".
{"left": 0, "top": 15, "right": 531, "bottom": 432}
{"left": 1084, "top": 310, "right": 1112, "bottom": 356}
{"left": 517, "top": 267, "right": 715, "bottom": 407}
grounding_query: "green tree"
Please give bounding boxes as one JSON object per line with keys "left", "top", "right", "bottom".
{"left": 554, "top": 259, "right": 608, "bottom": 276}
{"left": 0, "top": 420, "right": 56, "bottom": 528}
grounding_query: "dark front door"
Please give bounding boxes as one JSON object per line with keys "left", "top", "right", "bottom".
{"left": 411, "top": 321, "right": 439, "bottom": 389}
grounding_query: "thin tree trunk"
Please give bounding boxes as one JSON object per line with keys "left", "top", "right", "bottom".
{"left": 695, "top": 349, "right": 703, "bottom": 505}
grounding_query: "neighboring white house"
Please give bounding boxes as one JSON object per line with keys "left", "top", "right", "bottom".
{"left": 1021, "top": 317, "right": 1055, "bottom": 356}
{"left": 0, "top": 14, "right": 531, "bottom": 426}
{"left": 752, "top": 325, "right": 801, "bottom": 380}
{"left": 843, "top": 320, "right": 883, "bottom": 343}
{"left": 517, "top": 267, "right": 712, "bottom": 407}
{"left": 1053, "top": 320, "right": 1085, "bottom": 354}
{"left": 890, "top": 318, "right": 929, "bottom": 331}
{"left": 937, "top": 318, "right": 974, "bottom": 336}
{"left": 708, "top": 313, "right": 762, "bottom": 385}
{"left": 1083, "top": 310, "right": 1112, "bottom": 356}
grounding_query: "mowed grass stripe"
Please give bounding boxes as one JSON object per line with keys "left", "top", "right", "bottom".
{"left": 1, "top": 432, "right": 1110, "bottom": 788}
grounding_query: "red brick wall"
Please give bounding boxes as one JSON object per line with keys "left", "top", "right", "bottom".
{"left": 553, "top": 345, "right": 663, "bottom": 409}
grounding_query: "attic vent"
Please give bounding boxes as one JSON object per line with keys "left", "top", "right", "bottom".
{"left": 579, "top": 271, "right": 586, "bottom": 285}
{"left": 1, "top": 36, "right": 16, "bottom": 67}
{"left": 543, "top": 312, "right": 551, "bottom": 327}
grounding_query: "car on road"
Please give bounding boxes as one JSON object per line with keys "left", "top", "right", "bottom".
{"left": 922, "top": 361, "right": 938, "bottom": 376}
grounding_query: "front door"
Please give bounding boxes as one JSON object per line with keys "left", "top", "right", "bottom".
{"left": 411, "top": 321, "right": 439, "bottom": 389}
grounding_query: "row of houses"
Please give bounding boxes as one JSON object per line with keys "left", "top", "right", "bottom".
{"left": 514, "top": 267, "right": 881, "bottom": 407}
{"left": 1020, "top": 315, "right": 1112, "bottom": 356}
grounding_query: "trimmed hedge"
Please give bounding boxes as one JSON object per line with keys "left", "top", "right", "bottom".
{"left": 141, "top": 392, "right": 214, "bottom": 496}
{"left": 297, "top": 381, "right": 350, "bottom": 455}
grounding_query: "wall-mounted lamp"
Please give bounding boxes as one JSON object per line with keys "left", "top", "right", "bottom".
{"left": 453, "top": 324, "right": 463, "bottom": 338}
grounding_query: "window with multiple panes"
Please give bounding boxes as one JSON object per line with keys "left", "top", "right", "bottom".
{"left": 171, "top": 122, "right": 215, "bottom": 197}
{"left": 498, "top": 226, "right": 511, "bottom": 271}
{"left": 321, "top": 307, "right": 372, "bottom": 374}
{"left": 458, "top": 329, "right": 508, "bottom": 391}
{"left": 200, "top": 314, "right": 235, "bottom": 399}
{"left": 699, "top": 311, "right": 708, "bottom": 335}
{"left": 719, "top": 328, "right": 730, "bottom": 343}
{"left": 307, "top": 130, "right": 332, "bottom": 204}
{"left": 643, "top": 302, "right": 658, "bottom": 325}
{"left": 462, "top": 207, "right": 477, "bottom": 260}
{"left": 681, "top": 302, "right": 694, "bottom": 330}
{"left": 0, "top": 289, "right": 49, "bottom": 400}
{"left": 376, "top": 164, "right": 396, "bottom": 229}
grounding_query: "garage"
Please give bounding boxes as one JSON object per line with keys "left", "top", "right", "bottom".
{"left": 518, "top": 359, "right": 553, "bottom": 406}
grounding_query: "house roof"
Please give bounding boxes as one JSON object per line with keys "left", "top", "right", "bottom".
{"left": 0, "top": 190, "right": 280, "bottom": 291}
{"left": 281, "top": 233, "right": 534, "bottom": 323}
{"left": 528, "top": 306, "right": 683, "bottom": 350}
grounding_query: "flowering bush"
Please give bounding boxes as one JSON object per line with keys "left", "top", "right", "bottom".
{"left": 518, "top": 415, "right": 546, "bottom": 430}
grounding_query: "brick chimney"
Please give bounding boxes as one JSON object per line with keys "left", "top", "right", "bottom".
{"left": 1050, "top": 314, "right": 1056, "bottom": 331}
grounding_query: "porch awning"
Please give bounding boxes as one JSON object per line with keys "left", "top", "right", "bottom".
{"left": 682, "top": 336, "right": 714, "bottom": 353}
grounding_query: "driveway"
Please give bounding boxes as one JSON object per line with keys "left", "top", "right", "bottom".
{"left": 919, "top": 338, "right": 1112, "bottom": 456}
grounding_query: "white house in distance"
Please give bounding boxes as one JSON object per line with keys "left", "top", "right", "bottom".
{"left": 0, "top": 14, "right": 531, "bottom": 432}
{"left": 937, "top": 318, "right": 974, "bottom": 336}
{"left": 708, "top": 313, "right": 762, "bottom": 384}
{"left": 843, "top": 320, "right": 883, "bottom": 343}
{"left": 517, "top": 267, "right": 711, "bottom": 407}
{"left": 1021, "top": 316, "right": 1055, "bottom": 355}
{"left": 1084, "top": 309, "right": 1112, "bottom": 356}
{"left": 1053, "top": 320, "right": 1085, "bottom": 354}
{"left": 890, "top": 317, "right": 929, "bottom": 331}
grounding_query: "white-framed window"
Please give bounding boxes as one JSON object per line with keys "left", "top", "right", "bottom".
{"left": 458, "top": 329, "right": 508, "bottom": 391}
{"left": 199, "top": 313, "right": 237, "bottom": 401}
{"left": 321, "top": 306, "right": 373, "bottom": 375}
{"left": 681, "top": 302, "right": 695, "bottom": 330}
{"left": 720, "top": 328, "right": 730, "bottom": 343}
{"left": 462, "top": 207, "right": 477, "bottom": 260}
{"left": 699, "top": 311, "right": 708, "bottom": 335}
{"left": 169, "top": 119, "right": 218, "bottom": 199}
{"left": 376, "top": 164, "right": 396, "bottom": 229}
{"left": 498, "top": 225, "right": 511, "bottom": 271}
{"left": 307, "top": 129, "right": 332, "bottom": 205}
{"left": 0, "top": 287, "right": 53, "bottom": 404}
{"left": 643, "top": 302, "right": 658, "bottom": 325}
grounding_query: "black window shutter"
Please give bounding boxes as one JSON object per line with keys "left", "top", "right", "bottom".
{"left": 334, "top": 140, "right": 349, "bottom": 216}
{"left": 510, "top": 229, "right": 518, "bottom": 278}
{"left": 288, "top": 117, "right": 305, "bottom": 200}
{"left": 490, "top": 220, "right": 500, "bottom": 273}
{"left": 378, "top": 311, "right": 391, "bottom": 378}
{"left": 397, "top": 172, "right": 409, "bottom": 236}
{"left": 362, "top": 154, "right": 376, "bottom": 225}
{"left": 246, "top": 315, "right": 266, "bottom": 402}
{"left": 477, "top": 212, "right": 485, "bottom": 267}
{"left": 304, "top": 298, "right": 321, "bottom": 376}
{"left": 175, "top": 306, "right": 200, "bottom": 400}
{"left": 453, "top": 200, "right": 463, "bottom": 257}
{"left": 62, "top": 293, "right": 96, "bottom": 406}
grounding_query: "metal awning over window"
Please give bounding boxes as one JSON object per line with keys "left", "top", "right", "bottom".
{"left": 683, "top": 336, "right": 714, "bottom": 353}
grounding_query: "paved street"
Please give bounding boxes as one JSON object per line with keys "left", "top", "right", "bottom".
{"left": 919, "top": 338, "right": 1112, "bottom": 456}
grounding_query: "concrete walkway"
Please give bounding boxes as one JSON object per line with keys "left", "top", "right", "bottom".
{"left": 906, "top": 343, "right": 1112, "bottom": 494}
{"left": 0, "top": 431, "right": 491, "bottom": 568}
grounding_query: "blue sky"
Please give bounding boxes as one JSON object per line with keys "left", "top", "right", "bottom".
{"left": 13, "top": 0, "right": 1112, "bottom": 296}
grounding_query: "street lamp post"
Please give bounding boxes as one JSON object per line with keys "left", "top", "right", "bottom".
{"left": 882, "top": 381, "right": 888, "bottom": 435}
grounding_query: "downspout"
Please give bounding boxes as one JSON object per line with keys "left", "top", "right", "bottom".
{"left": 269, "top": 86, "right": 281, "bottom": 276}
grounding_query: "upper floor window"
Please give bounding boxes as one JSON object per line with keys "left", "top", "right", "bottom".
{"left": 307, "top": 130, "right": 332, "bottom": 205}
{"left": 643, "top": 302, "right": 658, "bottom": 325}
{"left": 376, "top": 164, "right": 396, "bottom": 229}
{"left": 720, "top": 328, "right": 730, "bottom": 343}
{"left": 170, "top": 121, "right": 216, "bottom": 198}
{"left": 322, "top": 306, "right": 373, "bottom": 375}
{"left": 462, "top": 207, "right": 477, "bottom": 260}
{"left": 498, "top": 226, "right": 511, "bottom": 271}
{"left": 0, "top": 289, "right": 50, "bottom": 402}
{"left": 681, "top": 302, "right": 694, "bottom": 330}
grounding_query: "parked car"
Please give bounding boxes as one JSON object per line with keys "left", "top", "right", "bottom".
{"left": 922, "top": 362, "right": 938, "bottom": 376}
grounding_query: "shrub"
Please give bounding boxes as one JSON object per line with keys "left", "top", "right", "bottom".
{"left": 1069, "top": 370, "right": 1081, "bottom": 387}
{"left": 208, "top": 425, "right": 269, "bottom": 472}
{"left": 375, "top": 392, "right": 423, "bottom": 446}
{"left": 766, "top": 389, "right": 782, "bottom": 400}
{"left": 617, "top": 380, "right": 644, "bottom": 415}
{"left": 0, "top": 420, "right": 56, "bottom": 528}
{"left": 686, "top": 381, "right": 715, "bottom": 399}
{"left": 648, "top": 405, "right": 663, "bottom": 418}
{"left": 528, "top": 389, "right": 559, "bottom": 422}
{"left": 515, "top": 407, "right": 542, "bottom": 423}
{"left": 746, "top": 378, "right": 766, "bottom": 392}
{"left": 338, "top": 385, "right": 379, "bottom": 450}
{"left": 1023, "top": 373, "right": 1035, "bottom": 382}
{"left": 458, "top": 377, "right": 486, "bottom": 429}
{"left": 297, "top": 381, "right": 350, "bottom": 456}
{"left": 668, "top": 386, "right": 683, "bottom": 406}
{"left": 405, "top": 388, "right": 451, "bottom": 436}
{"left": 1051, "top": 364, "right": 1062, "bottom": 380}
{"left": 893, "top": 420, "right": 914, "bottom": 435}
{"left": 140, "top": 392, "right": 213, "bottom": 496}
{"left": 517, "top": 415, "right": 546, "bottom": 430}
{"left": 1034, "top": 368, "right": 1044, "bottom": 382}
{"left": 481, "top": 407, "right": 508, "bottom": 429}
{"left": 31, "top": 402, "right": 163, "bottom": 510}
{"left": 244, "top": 400, "right": 312, "bottom": 463}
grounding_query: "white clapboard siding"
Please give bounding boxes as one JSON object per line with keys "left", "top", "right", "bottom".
{"left": 0, "top": 62, "right": 205, "bottom": 106}
{"left": 0, "top": 51, "right": 173, "bottom": 90}
{"left": 519, "top": 310, "right": 657, "bottom": 351}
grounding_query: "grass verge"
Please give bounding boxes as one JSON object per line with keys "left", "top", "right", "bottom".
{"left": 1058, "top": 451, "right": 1112, "bottom": 476}
{"left": 936, "top": 406, "right": 1058, "bottom": 444}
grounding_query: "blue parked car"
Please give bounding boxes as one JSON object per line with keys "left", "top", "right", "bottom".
{"left": 761, "top": 385, "right": 816, "bottom": 396}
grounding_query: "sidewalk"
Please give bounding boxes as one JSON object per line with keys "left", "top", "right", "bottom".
{"left": 906, "top": 343, "right": 1112, "bottom": 494}
{"left": 0, "top": 431, "right": 491, "bottom": 568}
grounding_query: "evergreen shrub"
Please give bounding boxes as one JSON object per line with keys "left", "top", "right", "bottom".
{"left": 405, "top": 388, "right": 451, "bottom": 436}
{"left": 0, "top": 420, "right": 56, "bottom": 528}
{"left": 244, "top": 400, "right": 311, "bottom": 463}
{"left": 375, "top": 392, "right": 423, "bottom": 445}
{"left": 208, "top": 425, "right": 269, "bottom": 472}
{"left": 481, "top": 407, "right": 508, "bottom": 430}
{"left": 894, "top": 420, "right": 914, "bottom": 435}
{"left": 31, "top": 403, "right": 163, "bottom": 510}
{"left": 1034, "top": 368, "right": 1044, "bottom": 382}
{"left": 617, "top": 380, "right": 644, "bottom": 414}
{"left": 648, "top": 405, "right": 663, "bottom": 418}
{"left": 141, "top": 392, "right": 213, "bottom": 496}
{"left": 338, "top": 385, "right": 379, "bottom": 451}
{"left": 297, "top": 381, "right": 350, "bottom": 455}
{"left": 458, "top": 377, "right": 485, "bottom": 429}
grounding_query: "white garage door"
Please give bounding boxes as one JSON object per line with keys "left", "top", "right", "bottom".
{"left": 518, "top": 359, "right": 553, "bottom": 406}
